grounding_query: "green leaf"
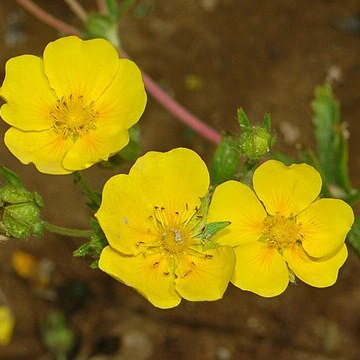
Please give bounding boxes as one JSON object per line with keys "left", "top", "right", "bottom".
{"left": 210, "top": 134, "right": 240, "bottom": 186}
{"left": 0, "top": 166, "right": 23, "bottom": 187}
{"left": 347, "top": 216, "right": 360, "bottom": 258}
{"left": 73, "top": 172, "right": 102, "bottom": 211}
{"left": 311, "top": 83, "right": 352, "bottom": 195}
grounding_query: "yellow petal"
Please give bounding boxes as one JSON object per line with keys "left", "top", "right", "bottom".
{"left": 4, "top": 128, "right": 72, "bottom": 174}
{"left": 207, "top": 180, "right": 266, "bottom": 247}
{"left": 129, "top": 148, "right": 210, "bottom": 214}
{"left": 231, "top": 241, "right": 289, "bottom": 297}
{"left": 0, "top": 55, "right": 57, "bottom": 130}
{"left": 62, "top": 125, "right": 129, "bottom": 171}
{"left": 298, "top": 198, "right": 354, "bottom": 258}
{"left": 43, "top": 36, "right": 119, "bottom": 100}
{"left": 175, "top": 246, "right": 235, "bottom": 301}
{"left": 283, "top": 244, "right": 348, "bottom": 287}
{"left": 95, "top": 174, "right": 158, "bottom": 255}
{"left": 253, "top": 160, "right": 322, "bottom": 217}
{"left": 94, "top": 59, "right": 147, "bottom": 129}
{"left": 99, "top": 247, "right": 181, "bottom": 309}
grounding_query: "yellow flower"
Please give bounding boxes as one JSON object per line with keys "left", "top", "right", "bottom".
{"left": 207, "top": 160, "right": 354, "bottom": 297}
{"left": 96, "top": 148, "right": 235, "bottom": 309}
{"left": 0, "top": 36, "right": 146, "bottom": 174}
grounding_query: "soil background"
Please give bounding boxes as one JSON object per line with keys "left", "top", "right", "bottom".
{"left": 1, "top": 0, "right": 360, "bottom": 359}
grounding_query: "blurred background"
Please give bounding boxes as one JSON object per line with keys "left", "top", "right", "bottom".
{"left": 0, "top": 0, "right": 360, "bottom": 359}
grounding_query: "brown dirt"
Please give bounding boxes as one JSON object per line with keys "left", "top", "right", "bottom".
{"left": 1, "top": 0, "right": 360, "bottom": 359}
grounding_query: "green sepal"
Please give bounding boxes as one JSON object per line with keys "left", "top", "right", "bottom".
{"left": 0, "top": 185, "right": 36, "bottom": 205}
{"left": 73, "top": 219, "right": 108, "bottom": 268}
{"left": 186, "top": 194, "right": 210, "bottom": 235}
{"left": 263, "top": 112, "right": 271, "bottom": 132}
{"left": 197, "top": 221, "right": 230, "bottom": 242}
{"left": 210, "top": 134, "right": 240, "bottom": 186}
{"left": 237, "top": 108, "right": 250, "bottom": 129}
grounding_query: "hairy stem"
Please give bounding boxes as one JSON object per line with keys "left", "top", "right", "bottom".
{"left": 43, "top": 221, "right": 92, "bottom": 238}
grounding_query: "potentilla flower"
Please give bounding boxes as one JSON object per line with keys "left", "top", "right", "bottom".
{"left": 207, "top": 160, "right": 354, "bottom": 297}
{"left": 96, "top": 148, "right": 235, "bottom": 309}
{"left": 0, "top": 36, "right": 146, "bottom": 174}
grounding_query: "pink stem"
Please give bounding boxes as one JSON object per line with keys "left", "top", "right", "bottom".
{"left": 141, "top": 72, "right": 221, "bottom": 144}
{"left": 16, "top": 0, "right": 81, "bottom": 35}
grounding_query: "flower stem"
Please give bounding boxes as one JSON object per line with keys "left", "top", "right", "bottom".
{"left": 43, "top": 221, "right": 92, "bottom": 238}
{"left": 16, "top": 0, "right": 81, "bottom": 35}
{"left": 63, "top": 0, "right": 88, "bottom": 22}
{"left": 141, "top": 71, "right": 221, "bottom": 144}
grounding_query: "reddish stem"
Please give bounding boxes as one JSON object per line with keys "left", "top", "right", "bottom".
{"left": 141, "top": 72, "right": 221, "bottom": 144}
{"left": 16, "top": 0, "right": 81, "bottom": 35}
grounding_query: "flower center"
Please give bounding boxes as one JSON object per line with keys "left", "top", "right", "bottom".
{"left": 161, "top": 227, "right": 190, "bottom": 254}
{"left": 262, "top": 214, "right": 302, "bottom": 253}
{"left": 51, "top": 95, "right": 98, "bottom": 140}
{"left": 151, "top": 205, "right": 199, "bottom": 256}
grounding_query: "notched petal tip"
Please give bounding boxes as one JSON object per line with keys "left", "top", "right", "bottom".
{"left": 253, "top": 160, "right": 322, "bottom": 217}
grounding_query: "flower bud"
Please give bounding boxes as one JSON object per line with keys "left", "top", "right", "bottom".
{"left": 0, "top": 184, "right": 43, "bottom": 239}
{"left": 239, "top": 127, "right": 275, "bottom": 159}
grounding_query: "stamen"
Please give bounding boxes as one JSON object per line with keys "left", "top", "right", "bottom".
{"left": 51, "top": 94, "right": 98, "bottom": 139}
{"left": 262, "top": 214, "right": 302, "bottom": 253}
